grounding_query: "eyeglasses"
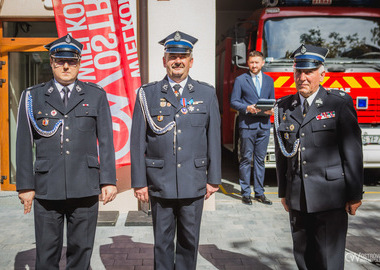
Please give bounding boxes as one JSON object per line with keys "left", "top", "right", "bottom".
{"left": 52, "top": 58, "right": 79, "bottom": 67}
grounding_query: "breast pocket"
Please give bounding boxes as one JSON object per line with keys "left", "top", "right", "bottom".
{"left": 277, "top": 122, "right": 298, "bottom": 146}
{"left": 189, "top": 105, "right": 207, "bottom": 127}
{"left": 150, "top": 107, "right": 172, "bottom": 126}
{"left": 35, "top": 113, "right": 61, "bottom": 132}
{"left": 312, "top": 119, "right": 336, "bottom": 147}
{"left": 75, "top": 107, "right": 97, "bottom": 132}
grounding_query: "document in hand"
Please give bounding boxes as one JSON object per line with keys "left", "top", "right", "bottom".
{"left": 256, "top": 99, "right": 276, "bottom": 113}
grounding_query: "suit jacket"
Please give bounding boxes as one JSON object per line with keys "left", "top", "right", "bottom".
{"left": 230, "top": 72, "right": 275, "bottom": 130}
{"left": 16, "top": 79, "right": 117, "bottom": 200}
{"left": 274, "top": 87, "right": 364, "bottom": 213}
{"left": 131, "top": 76, "right": 221, "bottom": 199}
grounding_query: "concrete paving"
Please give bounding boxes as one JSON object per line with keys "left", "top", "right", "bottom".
{"left": 1, "top": 178, "right": 380, "bottom": 270}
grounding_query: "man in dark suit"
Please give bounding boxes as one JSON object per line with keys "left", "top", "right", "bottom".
{"left": 16, "top": 34, "right": 117, "bottom": 270}
{"left": 274, "top": 44, "right": 363, "bottom": 269}
{"left": 230, "top": 51, "right": 275, "bottom": 205}
{"left": 131, "top": 31, "right": 221, "bottom": 270}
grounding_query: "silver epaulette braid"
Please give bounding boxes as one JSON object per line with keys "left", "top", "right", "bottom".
{"left": 274, "top": 104, "right": 299, "bottom": 157}
{"left": 26, "top": 90, "right": 63, "bottom": 137}
{"left": 139, "top": 87, "right": 176, "bottom": 134}
{"left": 138, "top": 87, "right": 177, "bottom": 153}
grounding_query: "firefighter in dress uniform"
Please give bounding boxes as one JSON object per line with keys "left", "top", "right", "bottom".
{"left": 274, "top": 44, "right": 364, "bottom": 270}
{"left": 16, "top": 34, "right": 117, "bottom": 270}
{"left": 131, "top": 31, "right": 221, "bottom": 270}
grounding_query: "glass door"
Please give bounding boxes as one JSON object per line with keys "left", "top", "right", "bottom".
{"left": 0, "top": 19, "right": 57, "bottom": 191}
{"left": 8, "top": 52, "right": 53, "bottom": 185}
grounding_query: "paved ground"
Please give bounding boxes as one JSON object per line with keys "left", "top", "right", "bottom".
{"left": 1, "top": 163, "right": 380, "bottom": 269}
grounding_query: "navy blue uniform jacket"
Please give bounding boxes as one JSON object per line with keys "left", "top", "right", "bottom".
{"left": 230, "top": 72, "right": 275, "bottom": 130}
{"left": 16, "top": 79, "right": 117, "bottom": 200}
{"left": 131, "top": 76, "right": 222, "bottom": 199}
{"left": 274, "top": 87, "right": 363, "bottom": 213}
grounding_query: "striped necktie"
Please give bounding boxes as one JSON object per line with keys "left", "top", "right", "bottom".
{"left": 173, "top": 84, "right": 181, "bottom": 101}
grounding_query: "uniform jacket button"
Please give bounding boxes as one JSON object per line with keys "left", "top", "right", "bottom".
{"left": 304, "top": 174, "right": 308, "bottom": 178}
{"left": 177, "top": 163, "right": 181, "bottom": 168}
{"left": 66, "top": 151, "right": 70, "bottom": 155}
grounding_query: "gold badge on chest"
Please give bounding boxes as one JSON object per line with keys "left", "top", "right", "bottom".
{"left": 42, "top": 118, "right": 49, "bottom": 126}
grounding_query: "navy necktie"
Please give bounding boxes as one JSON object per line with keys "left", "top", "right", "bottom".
{"left": 63, "top": 87, "right": 69, "bottom": 107}
{"left": 303, "top": 99, "right": 309, "bottom": 117}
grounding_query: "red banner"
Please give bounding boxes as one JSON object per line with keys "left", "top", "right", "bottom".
{"left": 52, "top": 0, "right": 141, "bottom": 168}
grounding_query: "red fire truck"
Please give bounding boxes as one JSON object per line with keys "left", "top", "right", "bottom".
{"left": 216, "top": 0, "right": 380, "bottom": 168}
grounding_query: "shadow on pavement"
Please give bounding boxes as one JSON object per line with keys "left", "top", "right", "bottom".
{"left": 14, "top": 247, "right": 67, "bottom": 270}
{"left": 97, "top": 235, "right": 294, "bottom": 270}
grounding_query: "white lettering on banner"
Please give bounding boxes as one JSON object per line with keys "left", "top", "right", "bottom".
{"left": 62, "top": 0, "right": 82, "bottom": 4}
{"left": 77, "top": 37, "right": 96, "bottom": 80}
{"left": 84, "top": 0, "right": 112, "bottom": 17}
{"left": 118, "top": 0, "right": 140, "bottom": 78}
{"left": 106, "top": 93, "right": 131, "bottom": 160}
{"left": 130, "top": 61, "right": 140, "bottom": 77}
{"left": 97, "top": 69, "right": 124, "bottom": 89}
{"left": 91, "top": 34, "right": 118, "bottom": 51}
{"left": 63, "top": 4, "right": 85, "bottom": 18}
{"left": 78, "top": 58, "right": 96, "bottom": 80}
{"left": 53, "top": 0, "right": 141, "bottom": 166}
{"left": 94, "top": 51, "right": 120, "bottom": 70}
{"left": 66, "top": 17, "right": 87, "bottom": 32}
{"left": 88, "top": 15, "right": 115, "bottom": 32}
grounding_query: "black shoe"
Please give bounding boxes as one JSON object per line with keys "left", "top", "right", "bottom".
{"left": 242, "top": 196, "right": 252, "bottom": 205}
{"left": 254, "top": 195, "right": 272, "bottom": 205}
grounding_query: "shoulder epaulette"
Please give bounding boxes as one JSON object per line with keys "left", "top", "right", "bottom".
{"left": 196, "top": 80, "right": 214, "bottom": 88}
{"left": 327, "top": 89, "right": 347, "bottom": 98}
{"left": 141, "top": 81, "right": 158, "bottom": 88}
{"left": 27, "top": 82, "right": 46, "bottom": 91}
{"left": 276, "top": 94, "right": 293, "bottom": 104}
{"left": 84, "top": 81, "right": 103, "bottom": 89}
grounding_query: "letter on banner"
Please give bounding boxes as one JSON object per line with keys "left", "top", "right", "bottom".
{"left": 52, "top": 0, "right": 141, "bottom": 168}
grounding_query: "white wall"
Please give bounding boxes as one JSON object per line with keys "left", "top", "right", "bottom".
{"left": 148, "top": 0, "right": 216, "bottom": 87}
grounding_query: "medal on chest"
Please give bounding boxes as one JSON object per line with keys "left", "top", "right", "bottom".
{"left": 181, "top": 98, "right": 188, "bottom": 114}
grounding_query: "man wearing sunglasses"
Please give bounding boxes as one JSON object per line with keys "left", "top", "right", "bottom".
{"left": 16, "top": 34, "right": 117, "bottom": 269}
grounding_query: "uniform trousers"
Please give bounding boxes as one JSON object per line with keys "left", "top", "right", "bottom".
{"left": 150, "top": 196, "right": 204, "bottom": 270}
{"left": 289, "top": 208, "right": 348, "bottom": 270}
{"left": 34, "top": 196, "right": 99, "bottom": 270}
{"left": 239, "top": 127, "right": 270, "bottom": 197}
